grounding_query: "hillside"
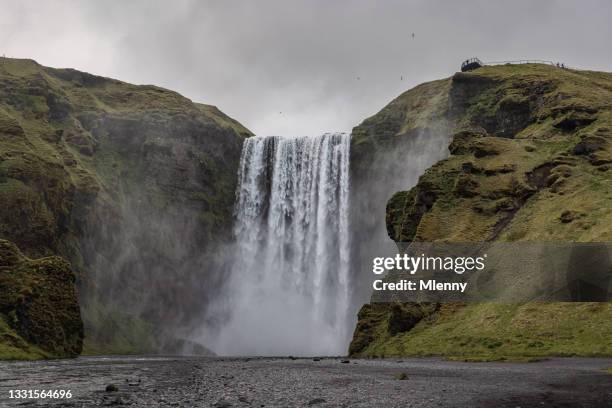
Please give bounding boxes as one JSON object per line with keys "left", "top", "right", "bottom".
{"left": 349, "top": 64, "right": 612, "bottom": 360}
{"left": 0, "top": 57, "right": 251, "bottom": 358}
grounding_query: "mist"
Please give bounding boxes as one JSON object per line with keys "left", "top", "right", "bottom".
{"left": 348, "top": 128, "right": 452, "bottom": 322}
{"left": 200, "top": 134, "right": 352, "bottom": 356}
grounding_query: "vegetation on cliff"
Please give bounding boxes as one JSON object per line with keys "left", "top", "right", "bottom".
{"left": 0, "top": 239, "right": 82, "bottom": 359}
{"left": 0, "top": 57, "right": 251, "bottom": 357}
{"left": 350, "top": 64, "right": 612, "bottom": 359}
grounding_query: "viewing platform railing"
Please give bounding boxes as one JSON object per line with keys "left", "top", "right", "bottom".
{"left": 481, "top": 59, "right": 578, "bottom": 70}
{"left": 484, "top": 59, "right": 555, "bottom": 66}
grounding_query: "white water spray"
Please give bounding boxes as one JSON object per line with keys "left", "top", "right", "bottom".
{"left": 211, "top": 133, "right": 352, "bottom": 356}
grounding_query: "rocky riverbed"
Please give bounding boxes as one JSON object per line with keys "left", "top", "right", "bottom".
{"left": 0, "top": 356, "right": 611, "bottom": 407}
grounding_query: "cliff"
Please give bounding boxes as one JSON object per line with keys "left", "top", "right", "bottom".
{"left": 0, "top": 57, "right": 251, "bottom": 358}
{"left": 349, "top": 64, "right": 612, "bottom": 360}
{"left": 0, "top": 239, "right": 82, "bottom": 359}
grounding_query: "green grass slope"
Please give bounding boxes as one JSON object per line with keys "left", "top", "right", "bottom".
{"left": 350, "top": 64, "right": 612, "bottom": 359}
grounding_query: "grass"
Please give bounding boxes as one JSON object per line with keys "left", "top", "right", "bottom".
{"left": 353, "top": 302, "right": 612, "bottom": 360}
{"left": 352, "top": 62, "right": 612, "bottom": 359}
{"left": 385, "top": 64, "right": 612, "bottom": 243}
{"left": 0, "top": 316, "right": 49, "bottom": 360}
{"left": 80, "top": 300, "right": 156, "bottom": 356}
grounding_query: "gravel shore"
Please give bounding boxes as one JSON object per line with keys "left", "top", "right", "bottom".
{"left": 1, "top": 356, "right": 611, "bottom": 407}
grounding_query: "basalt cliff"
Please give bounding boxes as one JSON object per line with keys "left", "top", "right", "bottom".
{"left": 349, "top": 64, "right": 612, "bottom": 360}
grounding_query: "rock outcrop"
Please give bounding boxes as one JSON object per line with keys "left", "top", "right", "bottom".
{"left": 0, "top": 239, "right": 82, "bottom": 359}
{"left": 349, "top": 64, "right": 612, "bottom": 359}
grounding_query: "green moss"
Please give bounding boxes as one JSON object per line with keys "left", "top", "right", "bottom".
{"left": 352, "top": 63, "right": 612, "bottom": 359}
{"left": 0, "top": 317, "right": 50, "bottom": 360}
{"left": 382, "top": 64, "right": 612, "bottom": 243}
{"left": 0, "top": 56, "right": 252, "bottom": 358}
{"left": 0, "top": 239, "right": 82, "bottom": 358}
{"left": 352, "top": 303, "right": 612, "bottom": 360}
{"left": 81, "top": 299, "right": 155, "bottom": 356}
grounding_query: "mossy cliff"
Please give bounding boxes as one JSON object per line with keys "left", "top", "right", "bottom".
{"left": 349, "top": 64, "right": 612, "bottom": 359}
{"left": 0, "top": 239, "right": 82, "bottom": 359}
{"left": 0, "top": 57, "right": 251, "bottom": 358}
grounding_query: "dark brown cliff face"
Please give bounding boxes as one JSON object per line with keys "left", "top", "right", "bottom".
{"left": 0, "top": 58, "right": 251, "bottom": 357}
{"left": 349, "top": 64, "right": 612, "bottom": 359}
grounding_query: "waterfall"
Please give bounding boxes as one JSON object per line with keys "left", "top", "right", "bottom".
{"left": 211, "top": 133, "right": 352, "bottom": 356}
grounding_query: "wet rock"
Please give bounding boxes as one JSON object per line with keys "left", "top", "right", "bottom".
{"left": 526, "top": 163, "right": 555, "bottom": 189}
{"left": 454, "top": 174, "right": 479, "bottom": 197}
{"left": 108, "top": 396, "right": 126, "bottom": 406}
{"left": 387, "top": 303, "right": 426, "bottom": 336}
{"left": 340, "top": 359, "right": 350, "bottom": 364}
{"left": 307, "top": 398, "right": 326, "bottom": 405}
{"left": 553, "top": 112, "right": 597, "bottom": 131}
{"left": 213, "top": 399, "right": 232, "bottom": 407}
{"left": 105, "top": 384, "right": 119, "bottom": 392}
{"left": 559, "top": 210, "right": 583, "bottom": 223}
{"left": 461, "top": 162, "right": 476, "bottom": 173}
{"left": 572, "top": 135, "right": 607, "bottom": 155}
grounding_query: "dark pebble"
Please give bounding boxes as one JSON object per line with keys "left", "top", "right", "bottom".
{"left": 105, "top": 384, "right": 118, "bottom": 392}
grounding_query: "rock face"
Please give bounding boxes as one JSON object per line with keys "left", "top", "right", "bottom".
{"left": 0, "top": 57, "right": 251, "bottom": 357}
{"left": 0, "top": 239, "right": 82, "bottom": 359}
{"left": 349, "top": 64, "right": 612, "bottom": 359}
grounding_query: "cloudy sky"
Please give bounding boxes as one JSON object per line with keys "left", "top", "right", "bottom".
{"left": 1, "top": 0, "right": 611, "bottom": 136}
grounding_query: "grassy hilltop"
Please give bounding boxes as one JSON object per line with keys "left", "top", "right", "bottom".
{"left": 349, "top": 64, "right": 612, "bottom": 360}
{"left": 0, "top": 57, "right": 251, "bottom": 359}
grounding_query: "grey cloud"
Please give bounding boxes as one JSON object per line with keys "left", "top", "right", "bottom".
{"left": 1, "top": 0, "right": 611, "bottom": 135}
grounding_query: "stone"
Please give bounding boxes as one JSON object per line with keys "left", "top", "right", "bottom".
{"left": 105, "top": 384, "right": 119, "bottom": 392}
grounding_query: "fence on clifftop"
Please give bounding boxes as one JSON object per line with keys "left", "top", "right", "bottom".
{"left": 461, "top": 58, "right": 576, "bottom": 72}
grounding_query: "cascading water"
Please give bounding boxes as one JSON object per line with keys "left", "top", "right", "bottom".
{"left": 210, "top": 133, "right": 352, "bottom": 356}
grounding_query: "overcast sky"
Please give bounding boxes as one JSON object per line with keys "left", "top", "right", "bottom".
{"left": 1, "top": 0, "right": 611, "bottom": 136}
